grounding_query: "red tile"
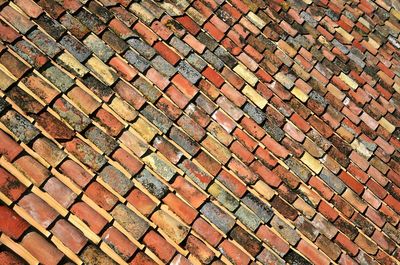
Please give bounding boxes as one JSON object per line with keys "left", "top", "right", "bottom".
{"left": 36, "top": 112, "right": 75, "bottom": 140}
{"left": 43, "top": 177, "right": 77, "bottom": 208}
{"left": 183, "top": 34, "right": 206, "bottom": 53}
{"left": 130, "top": 251, "right": 157, "bottom": 265}
{"left": 0, "top": 250, "right": 26, "bottom": 264}
{"left": 0, "top": 205, "right": 29, "bottom": 239}
{"left": 172, "top": 176, "right": 207, "bottom": 208}
{"left": 134, "top": 22, "right": 158, "bottom": 45}
{"left": 126, "top": 189, "right": 156, "bottom": 217}
{"left": 185, "top": 235, "right": 215, "bottom": 264}
{"left": 102, "top": 227, "right": 137, "bottom": 260}
{"left": 143, "top": 230, "right": 176, "bottom": 263}
{"left": 95, "top": 108, "right": 125, "bottom": 137}
{"left": 109, "top": 56, "right": 138, "bottom": 81}
{"left": 51, "top": 219, "right": 88, "bottom": 253}
{"left": 218, "top": 239, "right": 250, "bottom": 265}
{"left": 59, "top": 159, "right": 93, "bottom": 188}
{"left": 203, "top": 66, "right": 225, "bottom": 88}
{"left": 162, "top": 193, "right": 198, "bottom": 224}
{"left": 19, "top": 193, "right": 58, "bottom": 228}
{"left": 297, "top": 239, "right": 330, "bottom": 265}
{"left": 71, "top": 202, "right": 107, "bottom": 234}
{"left": 256, "top": 225, "right": 289, "bottom": 256}
{"left": 153, "top": 41, "right": 181, "bottom": 65}
{"left": 151, "top": 21, "right": 173, "bottom": 40}
{"left": 85, "top": 182, "right": 118, "bottom": 211}
{"left": 0, "top": 166, "right": 26, "bottom": 201}
{"left": 192, "top": 218, "right": 222, "bottom": 247}
{"left": 176, "top": 16, "right": 200, "bottom": 35}
{"left": 0, "top": 20, "right": 20, "bottom": 43}
{"left": 22, "top": 232, "right": 64, "bottom": 264}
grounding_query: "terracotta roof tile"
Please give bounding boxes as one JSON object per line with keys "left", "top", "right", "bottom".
{"left": 0, "top": 0, "right": 399, "bottom": 264}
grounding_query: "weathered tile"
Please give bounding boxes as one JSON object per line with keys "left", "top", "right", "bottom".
{"left": 35, "top": 14, "right": 66, "bottom": 40}
{"left": 134, "top": 168, "right": 168, "bottom": 199}
{"left": 100, "top": 165, "right": 133, "bottom": 196}
{"left": 177, "top": 61, "right": 202, "bottom": 84}
{"left": 42, "top": 65, "right": 75, "bottom": 92}
{"left": 1, "top": 110, "right": 39, "bottom": 143}
{"left": 125, "top": 50, "right": 150, "bottom": 72}
{"left": 64, "top": 138, "right": 107, "bottom": 171}
{"left": 53, "top": 98, "right": 91, "bottom": 132}
{"left": 83, "top": 34, "right": 114, "bottom": 62}
{"left": 85, "top": 126, "right": 118, "bottom": 155}
{"left": 200, "top": 202, "right": 235, "bottom": 234}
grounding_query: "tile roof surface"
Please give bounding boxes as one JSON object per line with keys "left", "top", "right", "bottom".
{"left": 0, "top": 0, "right": 399, "bottom": 264}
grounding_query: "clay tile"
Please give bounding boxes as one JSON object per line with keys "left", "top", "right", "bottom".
{"left": 111, "top": 204, "right": 149, "bottom": 239}
{"left": 0, "top": 205, "right": 29, "bottom": 239}
{"left": 35, "top": 14, "right": 66, "bottom": 40}
{"left": 185, "top": 235, "right": 215, "bottom": 263}
{"left": 0, "top": 166, "right": 26, "bottom": 201}
{"left": 59, "top": 159, "right": 93, "bottom": 188}
{"left": 131, "top": 252, "right": 157, "bottom": 265}
{"left": 71, "top": 202, "right": 107, "bottom": 234}
{"left": 102, "top": 227, "right": 137, "bottom": 260}
{"left": 63, "top": 138, "right": 107, "bottom": 171}
{"left": 19, "top": 193, "right": 58, "bottom": 228}
{"left": 43, "top": 177, "right": 77, "bottom": 208}
{"left": 80, "top": 245, "right": 117, "bottom": 264}
{"left": 0, "top": 20, "right": 20, "bottom": 43}
{"left": 218, "top": 239, "right": 251, "bottom": 265}
{"left": 143, "top": 230, "right": 176, "bottom": 263}
{"left": 1, "top": 6, "right": 34, "bottom": 34}
{"left": 0, "top": 129, "right": 23, "bottom": 161}
{"left": 51, "top": 219, "right": 88, "bottom": 254}
{"left": 126, "top": 188, "right": 156, "bottom": 217}
{"left": 21, "top": 232, "right": 64, "bottom": 265}
{"left": 0, "top": 51, "right": 30, "bottom": 79}
{"left": 0, "top": 250, "right": 26, "bottom": 264}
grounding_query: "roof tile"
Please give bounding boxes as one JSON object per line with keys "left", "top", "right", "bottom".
{"left": 51, "top": 219, "right": 87, "bottom": 254}
{"left": 21, "top": 232, "right": 64, "bottom": 265}
{"left": 19, "top": 193, "right": 59, "bottom": 228}
{"left": 0, "top": 205, "right": 29, "bottom": 239}
{"left": 0, "top": 1, "right": 399, "bottom": 263}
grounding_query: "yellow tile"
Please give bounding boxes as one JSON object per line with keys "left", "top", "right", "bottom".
{"left": 151, "top": 210, "right": 189, "bottom": 243}
{"left": 129, "top": 3, "right": 155, "bottom": 24}
{"left": 292, "top": 63, "right": 310, "bottom": 81}
{"left": 86, "top": 56, "right": 118, "bottom": 86}
{"left": 234, "top": 64, "right": 258, "bottom": 86}
{"left": 339, "top": 73, "right": 358, "bottom": 90}
{"left": 291, "top": 86, "right": 308, "bottom": 102}
{"left": 327, "top": 83, "right": 345, "bottom": 101}
{"left": 0, "top": 68, "right": 15, "bottom": 90}
{"left": 202, "top": 135, "right": 231, "bottom": 164}
{"left": 379, "top": 117, "right": 395, "bottom": 133}
{"left": 109, "top": 97, "right": 138, "bottom": 122}
{"left": 247, "top": 12, "right": 266, "bottom": 29}
{"left": 394, "top": 83, "right": 400, "bottom": 94}
{"left": 391, "top": 8, "right": 400, "bottom": 20}
{"left": 351, "top": 139, "right": 372, "bottom": 158}
{"left": 293, "top": 198, "right": 315, "bottom": 219}
{"left": 301, "top": 152, "right": 322, "bottom": 174}
{"left": 336, "top": 27, "right": 354, "bottom": 42}
{"left": 58, "top": 52, "right": 88, "bottom": 77}
{"left": 131, "top": 117, "right": 158, "bottom": 143}
{"left": 277, "top": 40, "right": 297, "bottom": 58}
{"left": 253, "top": 181, "right": 275, "bottom": 200}
{"left": 368, "top": 37, "right": 380, "bottom": 49}
{"left": 120, "top": 130, "right": 148, "bottom": 157}
{"left": 242, "top": 85, "right": 268, "bottom": 109}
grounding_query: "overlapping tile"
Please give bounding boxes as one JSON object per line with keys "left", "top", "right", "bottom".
{"left": 0, "top": 0, "right": 399, "bottom": 264}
